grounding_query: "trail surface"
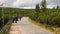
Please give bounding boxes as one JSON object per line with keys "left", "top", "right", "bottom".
{"left": 9, "top": 17, "right": 53, "bottom": 34}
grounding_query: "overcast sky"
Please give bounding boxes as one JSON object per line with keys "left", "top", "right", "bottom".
{"left": 0, "top": 0, "right": 60, "bottom": 9}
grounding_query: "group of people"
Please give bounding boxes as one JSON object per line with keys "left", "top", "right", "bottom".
{"left": 12, "top": 16, "right": 22, "bottom": 23}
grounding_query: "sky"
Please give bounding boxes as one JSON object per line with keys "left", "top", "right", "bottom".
{"left": 0, "top": 0, "right": 60, "bottom": 9}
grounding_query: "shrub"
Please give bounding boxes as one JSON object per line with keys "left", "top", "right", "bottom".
{"left": 37, "top": 10, "right": 60, "bottom": 27}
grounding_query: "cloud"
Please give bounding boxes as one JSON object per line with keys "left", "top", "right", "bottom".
{"left": 46, "top": 0, "right": 60, "bottom": 8}
{"left": 0, "top": 0, "right": 5, "bottom": 5}
{"left": 47, "top": 0, "right": 60, "bottom": 5}
{"left": 4, "top": 0, "right": 16, "bottom": 6}
{"left": 1, "top": 0, "right": 60, "bottom": 8}
{"left": 12, "top": 0, "right": 41, "bottom": 7}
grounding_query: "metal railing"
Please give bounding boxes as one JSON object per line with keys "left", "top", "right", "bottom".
{"left": 0, "top": 20, "right": 12, "bottom": 34}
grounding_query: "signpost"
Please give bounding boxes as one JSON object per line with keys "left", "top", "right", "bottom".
{"left": 2, "top": 7, "right": 4, "bottom": 25}
{"left": 0, "top": 0, "right": 4, "bottom": 25}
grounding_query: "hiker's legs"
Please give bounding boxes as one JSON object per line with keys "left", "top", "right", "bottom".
{"left": 15, "top": 20, "right": 17, "bottom": 23}
{"left": 12, "top": 20, "right": 14, "bottom": 23}
{"left": 15, "top": 20, "right": 18, "bottom": 23}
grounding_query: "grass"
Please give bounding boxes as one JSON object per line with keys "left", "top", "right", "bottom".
{"left": 28, "top": 17, "right": 55, "bottom": 33}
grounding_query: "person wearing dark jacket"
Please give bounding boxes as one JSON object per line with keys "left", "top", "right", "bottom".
{"left": 15, "top": 16, "right": 18, "bottom": 23}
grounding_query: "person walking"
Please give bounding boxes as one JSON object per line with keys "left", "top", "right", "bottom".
{"left": 20, "top": 16, "right": 22, "bottom": 21}
{"left": 15, "top": 16, "right": 18, "bottom": 23}
{"left": 12, "top": 16, "right": 15, "bottom": 23}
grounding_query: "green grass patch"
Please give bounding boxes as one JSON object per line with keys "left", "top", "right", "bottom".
{"left": 28, "top": 18, "right": 55, "bottom": 32}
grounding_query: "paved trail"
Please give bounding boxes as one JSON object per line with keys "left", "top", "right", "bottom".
{"left": 9, "top": 17, "right": 53, "bottom": 34}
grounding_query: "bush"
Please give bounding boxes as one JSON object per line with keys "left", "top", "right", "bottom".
{"left": 28, "top": 9, "right": 60, "bottom": 27}
{"left": 0, "top": 18, "right": 3, "bottom": 29}
{"left": 37, "top": 10, "right": 60, "bottom": 27}
{"left": 0, "top": 17, "right": 9, "bottom": 30}
{"left": 4, "top": 16, "right": 9, "bottom": 25}
{"left": 29, "top": 11, "right": 38, "bottom": 20}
